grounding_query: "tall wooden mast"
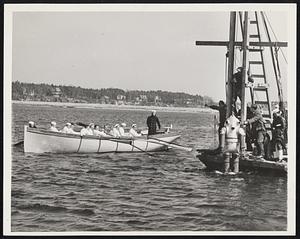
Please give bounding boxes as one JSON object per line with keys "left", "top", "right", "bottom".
{"left": 195, "top": 11, "right": 287, "bottom": 121}
{"left": 240, "top": 12, "right": 249, "bottom": 125}
{"left": 226, "top": 12, "right": 236, "bottom": 117}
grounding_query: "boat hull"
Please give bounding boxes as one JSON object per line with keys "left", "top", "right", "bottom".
{"left": 196, "top": 150, "right": 287, "bottom": 176}
{"left": 24, "top": 126, "right": 180, "bottom": 153}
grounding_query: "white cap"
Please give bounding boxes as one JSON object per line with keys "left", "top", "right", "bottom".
{"left": 66, "top": 122, "right": 71, "bottom": 126}
{"left": 114, "top": 124, "right": 119, "bottom": 127}
{"left": 51, "top": 121, "right": 56, "bottom": 126}
{"left": 151, "top": 110, "right": 156, "bottom": 114}
{"left": 28, "top": 121, "right": 35, "bottom": 127}
{"left": 121, "top": 123, "right": 126, "bottom": 127}
{"left": 132, "top": 124, "right": 137, "bottom": 127}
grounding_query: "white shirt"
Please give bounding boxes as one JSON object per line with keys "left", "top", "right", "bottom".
{"left": 94, "top": 130, "right": 109, "bottom": 137}
{"left": 86, "top": 128, "right": 94, "bottom": 135}
{"left": 61, "top": 126, "right": 69, "bottom": 133}
{"left": 129, "top": 128, "right": 141, "bottom": 137}
{"left": 49, "top": 126, "right": 59, "bottom": 132}
{"left": 112, "top": 128, "right": 121, "bottom": 137}
{"left": 62, "top": 126, "right": 79, "bottom": 134}
{"left": 119, "top": 127, "right": 125, "bottom": 136}
{"left": 93, "top": 129, "right": 101, "bottom": 136}
{"left": 80, "top": 128, "right": 90, "bottom": 136}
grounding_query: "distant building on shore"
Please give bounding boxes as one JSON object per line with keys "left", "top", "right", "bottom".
{"left": 154, "top": 95, "right": 162, "bottom": 105}
{"left": 51, "top": 87, "right": 62, "bottom": 98}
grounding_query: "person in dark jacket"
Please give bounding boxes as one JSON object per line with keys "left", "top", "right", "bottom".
{"left": 232, "top": 67, "right": 254, "bottom": 112}
{"left": 272, "top": 109, "right": 286, "bottom": 161}
{"left": 205, "top": 100, "right": 227, "bottom": 148}
{"left": 147, "top": 110, "right": 161, "bottom": 135}
{"left": 245, "top": 104, "right": 266, "bottom": 158}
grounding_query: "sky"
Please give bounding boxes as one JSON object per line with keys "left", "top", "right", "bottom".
{"left": 12, "top": 10, "right": 288, "bottom": 101}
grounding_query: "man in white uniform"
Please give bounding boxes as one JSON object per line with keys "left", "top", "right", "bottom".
{"left": 49, "top": 121, "right": 59, "bottom": 132}
{"left": 129, "top": 124, "right": 141, "bottom": 137}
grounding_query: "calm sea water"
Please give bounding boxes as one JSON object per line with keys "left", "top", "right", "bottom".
{"left": 11, "top": 103, "right": 287, "bottom": 232}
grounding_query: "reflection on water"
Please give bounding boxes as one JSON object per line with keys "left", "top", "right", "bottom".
{"left": 11, "top": 103, "right": 287, "bottom": 232}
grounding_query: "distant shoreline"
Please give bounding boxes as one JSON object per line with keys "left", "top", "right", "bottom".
{"left": 12, "top": 100, "right": 215, "bottom": 114}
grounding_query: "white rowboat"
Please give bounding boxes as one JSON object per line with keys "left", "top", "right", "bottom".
{"left": 24, "top": 126, "right": 181, "bottom": 153}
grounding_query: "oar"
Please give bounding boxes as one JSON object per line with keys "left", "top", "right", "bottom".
{"left": 107, "top": 138, "right": 156, "bottom": 157}
{"left": 130, "top": 144, "right": 156, "bottom": 157}
{"left": 147, "top": 137, "right": 193, "bottom": 152}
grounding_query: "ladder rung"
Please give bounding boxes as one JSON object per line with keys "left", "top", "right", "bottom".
{"left": 253, "top": 83, "right": 269, "bottom": 89}
{"left": 250, "top": 20, "right": 258, "bottom": 24}
{"left": 253, "top": 88, "right": 268, "bottom": 91}
{"left": 251, "top": 74, "right": 265, "bottom": 78}
{"left": 255, "top": 101, "right": 269, "bottom": 105}
{"left": 250, "top": 34, "right": 259, "bottom": 38}
{"left": 249, "top": 61, "right": 263, "bottom": 65}
{"left": 248, "top": 47, "right": 264, "bottom": 52}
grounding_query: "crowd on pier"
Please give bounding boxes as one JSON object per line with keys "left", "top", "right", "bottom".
{"left": 206, "top": 67, "right": 287, "bottom": 163}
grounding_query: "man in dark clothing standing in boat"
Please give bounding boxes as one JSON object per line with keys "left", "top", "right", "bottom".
{"left": 245, "top": 104, "right": 266, "bottom": 158}
{"left": 147, "top": 110, "right": 161, "bottom": 135}
{"left": 205, "top": 100, "right": 227, "bottom": 149}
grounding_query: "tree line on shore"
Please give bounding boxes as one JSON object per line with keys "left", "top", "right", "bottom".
{"left": 12, "top": 81, "right": 215, "bottom": 107}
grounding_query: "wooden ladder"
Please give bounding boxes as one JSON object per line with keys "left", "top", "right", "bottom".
{"left": 247, "top": 12, "right": 272, "bottom": 118}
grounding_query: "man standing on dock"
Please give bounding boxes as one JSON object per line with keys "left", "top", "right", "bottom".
{"left": 147, "top": 110, "right": 161, "bottom": 135}
{"left": 205, "top": 100, "right": 227, "bottom": 149}
{"left": 245, "top": 104, "right": 266, "bottom": 158}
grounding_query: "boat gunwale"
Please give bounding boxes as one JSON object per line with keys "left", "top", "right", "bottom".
{"left": 25, "top": 126, "right": 180, "bottom": 141}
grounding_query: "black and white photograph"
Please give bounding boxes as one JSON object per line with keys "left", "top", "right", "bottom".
{"left": 3, "top": 4, "right": 296, "bottom": 235}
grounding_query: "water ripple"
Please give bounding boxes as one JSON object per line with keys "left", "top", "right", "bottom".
{"left": 11, "top": 104, "right": 287, "bottom": 232}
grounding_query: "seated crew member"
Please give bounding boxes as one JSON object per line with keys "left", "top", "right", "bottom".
{"left": 80, "top": 123, "right": 94, "bottom": 136}
{"left": 119, "top": 123, "right": 127, "bottom": 136}
{"left": 94, "top": 125, "right": 109, "bottom": 137}
{"left": 80, "top": 125, "right": 88, "bottom": 136}
{"left": 69, "top": 123, "right": 80, "bottom": 135}
{"left": 87, "top": 123, "right": 95, "bottom": 135}
{"left": 205, "top": 100, "right": 227, "bottom": 149}
{"left": 146, "top": 110, "right": 161, "bottom": 135}
{"left": 61, "top": 122, "right": 71, "bottom": 133}
{"left": 99, "top": 127, "right": 110, "bottom": 137}
{"left": 104, "top": 125, "right": 113, "bottom": 136}
{"left": 245, "top": 104, "right": 266, "bottom": 158}
{"left": 28, "top": 121, "right": 37, "bottom": 128}
{"left": 112, "top": 124, "right": 121, "bottom": 138}
{"left": 129, "top": 124, "right": 142, "bottom": 137}
{"left": 49, "top": 121, "right": 59, "bottom": 132}
{"left": 93, "top": 125, "right": 101, "bottom": 136}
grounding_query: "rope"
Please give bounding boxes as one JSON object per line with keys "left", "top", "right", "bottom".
{"left": 263, "top": 12, "right": 288, "bottom": 64}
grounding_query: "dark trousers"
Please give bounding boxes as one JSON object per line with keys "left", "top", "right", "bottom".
{"left": 256, "top": 131, "right": 265, "bottom": 157}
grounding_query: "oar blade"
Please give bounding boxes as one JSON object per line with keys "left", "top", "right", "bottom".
{"left": 148, "top": 137, "right": 193, "bottom": 152}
